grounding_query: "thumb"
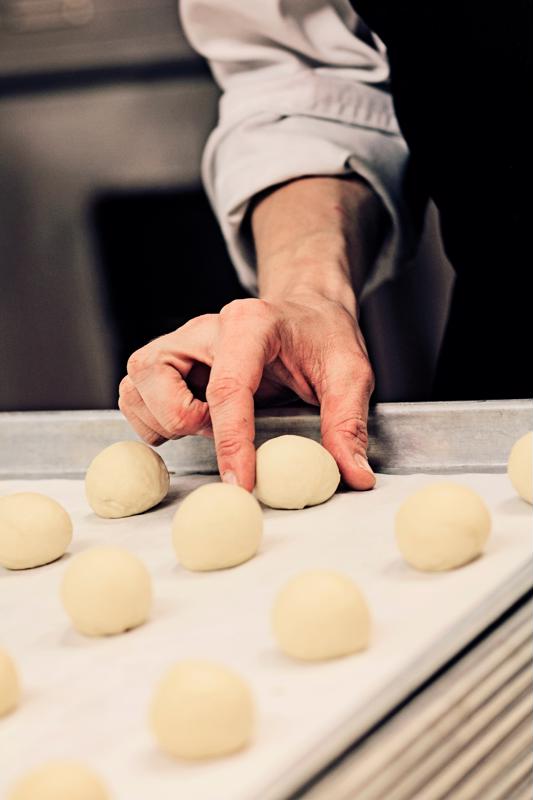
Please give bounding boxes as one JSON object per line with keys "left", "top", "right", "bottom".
{"left": 316, "top": 353, "right": 375, "bottom": 491}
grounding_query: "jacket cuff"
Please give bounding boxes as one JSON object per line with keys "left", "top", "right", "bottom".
{"left": 203, "top": 87, "right": 413, "bottom": 300}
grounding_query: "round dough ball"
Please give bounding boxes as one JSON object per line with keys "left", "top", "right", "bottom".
{"left": 0, "top": 648, "right": 20, "bottom": 717}
{"left": 255, "top": 435, "right": 340, "bottom": 510}
{"left": 150, "top": 660, "right": 254, "bottom": 760}
{"left": 85, "top": 441, "right": 169, "bottom": 518}
{"left": 0, "top": 493, "right": 72, "bottom": 570}
{"left": 172, "top": 483, "right": 263, "bottom": 571}
{"left": 8, "top": 761, "right": 109, "bottom": 800}
{"left": 61, "top": 546, "right": 152, "bottom": 636}
{"left": 272, "top": 570, "right": 371, "bottom": 661}
{"left": 395, "top": 482, "right": 491, "bottom": 572}
{"left": 507, "top": 431, "right": 532, "bottom": 504}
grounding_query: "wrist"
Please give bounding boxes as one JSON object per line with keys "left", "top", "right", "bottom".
{"left": 258, "top": 245, "right": 357, "bottom": 317}
{"left": 252, "top": 174, "right": 387, "bottom": 315}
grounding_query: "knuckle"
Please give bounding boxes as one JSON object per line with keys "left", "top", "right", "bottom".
{"left": 341, "top": 352, "right": 374, "bottom": 394}
{"left": 117, "top": 402, "right": 163, "bottom": 446}
{"left": 126, "top": 348, "right": 150, "bottom": 379}
{"left": 118, "top": 375, "right": 136, "bottom": 400}
{"left": 161, "top": 399, "right": 209, "bottom": 438}
{"left": 140, "top": 429, "right": 163, "bottom": 446}
{"left": 216, "top": 436, "right": 246, "bottom": 461}
{"left": 117, "top": 394, "right": 129, "bottom": 415}
{"left": 206, "top": 376, "right": 242, "bottom": 407}
{"left": 355, "top": 354, "right": 371, "bottom": 374}
{"left": 180, "top": 313, "right": 216, "bottom": 331}
{"left": 323, "top": 413, "right": 369, "bottom": 447}
{"left": 358, "top": 360, "right": 375, "bottom": 391}
{"left": 350, "top": 416, "right": 370, "bottom": 447}
{"left": 147, "top": 432, "right": 165, "bottom": 447}
{"left": 161, "top": 408, "right": 188, "bottom": 436}
{"left": 220, "top": 298, "right": 272, "bottom": 322}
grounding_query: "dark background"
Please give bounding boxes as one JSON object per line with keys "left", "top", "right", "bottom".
{"left": 0, "top": 0, "right": 454, "bottom": 411}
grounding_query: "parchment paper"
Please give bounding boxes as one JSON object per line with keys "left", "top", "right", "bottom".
{"left": 0, "top": 472, "right": 531, "bottom": 800}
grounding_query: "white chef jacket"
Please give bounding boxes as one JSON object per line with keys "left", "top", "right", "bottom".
{"left": 180, "top": 0, "right": 413, "bottom": 299}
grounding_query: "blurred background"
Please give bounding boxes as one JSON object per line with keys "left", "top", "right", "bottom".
{"left": 0, "top": 0, "right": 454, "bottom": 412}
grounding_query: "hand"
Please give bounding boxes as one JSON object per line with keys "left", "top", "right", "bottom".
{"left": 119, "top": 293, "right": 375, "bottom": 492}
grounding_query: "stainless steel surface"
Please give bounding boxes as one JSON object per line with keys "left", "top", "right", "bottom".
{"left": 302, "top": 598, "right": 533, "bottom": 800}
{"left": 0, "top": 399, "right": 531, "bottom": 479}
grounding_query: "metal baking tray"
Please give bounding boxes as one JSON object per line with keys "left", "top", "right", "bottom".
{"left": 0, "top": 399, "right": 531, "bottom": 799}
{"left": 0, "top": 399, "right": 531, "bottom": 478}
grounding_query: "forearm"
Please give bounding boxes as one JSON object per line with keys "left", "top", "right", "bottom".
{"left": 251, "top": 175, "right": 387, "bottom": 315}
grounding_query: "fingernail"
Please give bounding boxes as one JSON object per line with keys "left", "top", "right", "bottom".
{"left": 221, "top": 470, "right": 238, "bottom": 486}
{"left": 354, "top": 454, "right": 374, "bottom": 474}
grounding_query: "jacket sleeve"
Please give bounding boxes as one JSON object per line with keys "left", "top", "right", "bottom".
{"left": 180, "top": 0, "right": 414, "bottom": 299}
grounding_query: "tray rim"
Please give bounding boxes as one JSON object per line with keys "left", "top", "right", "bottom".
{"left": 0, "top": 399, "right": 531, "bottom": 479}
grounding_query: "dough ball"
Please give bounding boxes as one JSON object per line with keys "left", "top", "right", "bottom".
{"left": 61, "top": 546, "right": 152, "bottom": 636}
{"left": 172, "top": 483, "right": 263, "bottom": 571}
{"left": 395, "top": 482, "right": 491, "bottom": 572}
{"left": 0, "top": 648, "right": 20, "bottom": 717}
{"left": 255, "top": 435, "right": 340, "bottom": 510}
{"left": 272, "top": 570, "right": 371, "bottom": 661}
{"left": 0, "top": 493, "right": 72, "bottom": 570}
{"left": 7, "top": 761, "right": 109, "bottom": 800}
{"left": 85, "top": 441, "right": 169, "bottom": 518}
{"left": 150, "top": 660, "right": 254, "bottom": 760}
{"left": 507, "top": 431, "right": 532, "bottom": 504}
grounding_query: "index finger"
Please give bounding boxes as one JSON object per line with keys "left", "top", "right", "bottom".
{"left": 206, "top": 300, "right": 278, "bottom": 491}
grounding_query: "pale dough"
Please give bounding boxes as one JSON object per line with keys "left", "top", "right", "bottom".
{"left": 61, "top": 546, "right": 152, "bottom": 636}
{"left": 0, "top": 648, "right": 20, "bottom": 717}
{"left": 0, "top": 492, "right": 72, "bottom": 570}
{"left": 395, "top": 482, "right": 491, "bottom": 571}
{"left": 85, "top": 440, "right": 169, "bottom": 518}
{"left": 272, "top": 570, "right": 371, "bottom": 661}
{"left": 255, "top": 435, "right": 340, "bottom": 509}
{"left": 7, "top": 761, "right": 109, "bottom": 800}
{"left": 172, "top": 483, "right": 263, "bottom": 571}
{"left": 150, "top": 660, "right": 254, "bottom": 760}
{"left": 507, "top": 431, "right": 532, "bottom": 504}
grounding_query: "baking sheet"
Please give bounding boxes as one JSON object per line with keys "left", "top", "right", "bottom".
{"left": 0, "top": 472, "right": 531, "bottom": 800}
